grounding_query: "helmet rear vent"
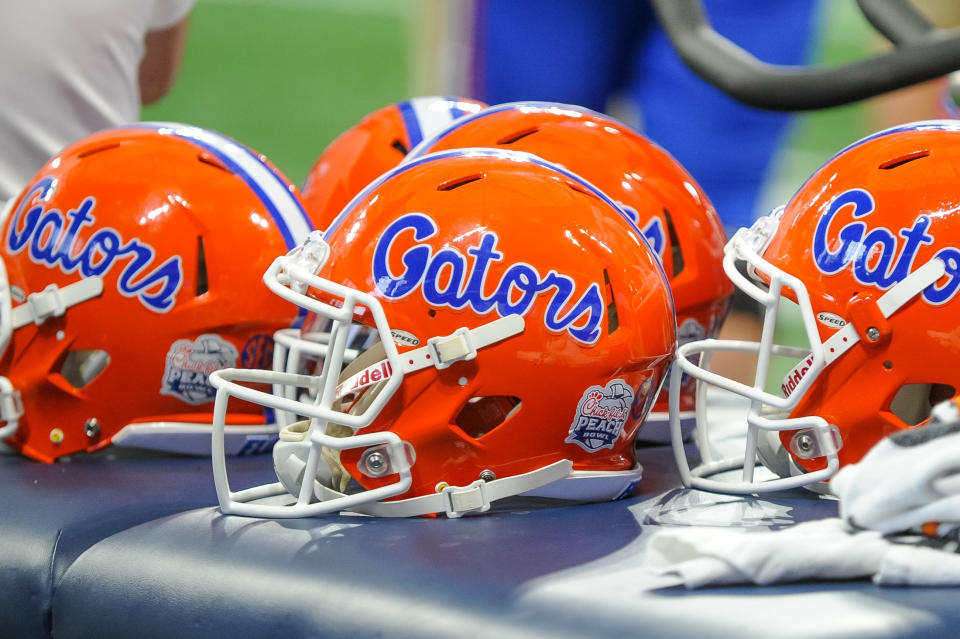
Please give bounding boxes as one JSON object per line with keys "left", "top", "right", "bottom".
{"left": 77, "top": 143, "right": 121, "bottom": 159}
{"left": 603, "top": 269, "right": 619, "bottom": 334}
{"left": 889, "top": 382, "right": 956, "bottom": 425}
{"left": 879, "top": 150, "right": 930, "bottom": 170}
{"left": 455, "top": 396, "right": 521, "bottom": 439}
{"left": 663, "top": 208, "right": 685, "bottom": 277}
{"left": 497, "top": 127, "right": 539, "bottom": 145}
{"left": 391, "top": 139, "right": 409, "bottom": 155}
{"left": 566, "top": 181, "right": 603, "bottom": 201}
{"left": 61, "top": 350, "right": 111, "bottom": 389}
{"left": 437, "top": 174, "right": 483, "bottom": 191}
{"left": 196, "top": 236, "right": 209, "bottom": 296}
{"left": 197, "top": 152, "right": 231, "bottom": 173}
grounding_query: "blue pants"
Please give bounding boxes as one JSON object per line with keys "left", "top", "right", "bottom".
{"left": 471, "top": 0, "right": 820, "bottom": 232}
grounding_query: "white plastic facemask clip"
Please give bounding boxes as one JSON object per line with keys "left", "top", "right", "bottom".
{"left": 0, "top": 375, "right": 23, "bottom": 439}
{"left": 730, "top": 207, "right": 782, "bottom": 262}
{"left": 788, "top": 424, "right": 843, "bottom": 460}
{"left": 278, "top": 231, "right": 331, "bottom": 292}
{"left": 289, "top": 231, "right": 330, "bottom": 272}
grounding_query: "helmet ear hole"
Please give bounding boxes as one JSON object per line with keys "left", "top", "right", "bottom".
{"left": 455, "top": 396, "right": 521, "bottom": 439}
{"left": 61, "top": 349, "right": 111, "bottom": 389}
{"left": 889, "top": 383, "right": 956, "bottom": 426}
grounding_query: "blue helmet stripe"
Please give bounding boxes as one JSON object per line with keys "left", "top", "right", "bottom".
{"left": 406, "top": 101, "right": 617, "bottom": 160}
{"left": 397, "top": 101, "right": 425, "bottom": 149}
{"left": 832, "top": 119, "right": 960, "bottom": 160}
{"left": 325, "top": 147, "right": 645, "bottom": 239}
{"left": 136, "top": 123, "right": 314, "bottom": 249}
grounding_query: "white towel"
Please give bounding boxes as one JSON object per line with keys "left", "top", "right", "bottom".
{"left": 644, "top": 517, "right": 960, "bottom": 587}
{"left": 644, "top": 396, "right": 960, "bottom": 588}
{"left": 830, "top": 399, "right": 960, "bottom": 535}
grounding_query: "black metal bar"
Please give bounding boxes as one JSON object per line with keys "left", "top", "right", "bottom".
{"left": 651, "top": 0, "right": 960, "bottom": 111}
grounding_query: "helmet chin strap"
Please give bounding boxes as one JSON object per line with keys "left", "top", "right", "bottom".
{"left": 239, "top": 314, "right": 532, "bottom": 518}
{"left": 9, "top": 277, "right": 104, "bottom": 329}
{"left": 0, "top": 276, "right": 103, "bottom": 441}
{"left": 820, "top": 257, "right": 946, "bottom": 366}
{"left": 313, "top": 459, "right": 575, "bottom": 518}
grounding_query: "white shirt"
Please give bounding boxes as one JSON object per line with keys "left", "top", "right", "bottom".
{"left": 0, "top": 0, "right": 194, "bottom": 202}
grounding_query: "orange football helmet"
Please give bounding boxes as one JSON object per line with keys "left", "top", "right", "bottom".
{"left": 0, "top": 123, "right": 316, "bottom": 462}
{"left": 211, "top": 148, "right": 676, "bottom": 518}
{"left": 405, "top": 102, "right": 730, "bottom": 442}
{"left": 671, "top": 120, "right": 960, "bottom": 493}
{"left": 301, "top": 96, "right": 486, "bottom": 230}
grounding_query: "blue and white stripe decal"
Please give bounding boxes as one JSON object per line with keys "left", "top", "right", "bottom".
{"left": 324, "top": 146, "right": 652, "bottom": 249}
{"left": 138, "top": 122, "right": 315, "bottom": 249}
{"left": 405, "top": 101, "right": 620, "bottom": 160}
{"left": 397, "top": 97, "right": 482, "bottom": 150}
{"left": 831, "top": 119, "right": 960, "bottom": 161}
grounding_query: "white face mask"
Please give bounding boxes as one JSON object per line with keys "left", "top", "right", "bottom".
{"left": 209, "top": 232, "right": 528, "bottom": 519}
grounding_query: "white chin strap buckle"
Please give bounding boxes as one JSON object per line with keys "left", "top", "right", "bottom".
{"left": 402, "top": 314, "right": 525, "bottom": 374}
{"left": 428, "top": 328, "right": 477, "bottom": 369}
{"left": 441, "top": 479, "right": 492, "bottom": 518}
{"left": 11, "top": 277, "right": 104, "bottom": 328}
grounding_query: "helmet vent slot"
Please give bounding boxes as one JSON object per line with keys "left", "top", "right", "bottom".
{"left": 879, "top": 150, "right": 930, "bottom": 170}
{"left": 889, "top": 383, "right": 956, "bottom": 426}
{"left": 455, "top": 396, "right": 521, "bottom": 439}
{"left": 497, "top": 127, "right": 539, "bottom": 145}
{"left": 197, "top": 152, "right": 230, "bottom": 173}
{"left": 662, "top": 208, "right": 685, "bottom": 276}
{"left": 196, "top": 235, "right": 209, "bottom": 296}
{"left": 77, "top": 143, "right": 121, "bottom": 159}
{"left": 437, "top": 174, "right": 483, "bottom": 191}
{"left": 603, "top": 269, "right": 619, "bottom": 334}
{"left": 391, "top": 139, "right": 409, "bottom": 155}
{"left": 566, "top": 181, "right": 603, "bottom": 201}
{"left": 61, "top": 350, "right": 111, "bottom": 389}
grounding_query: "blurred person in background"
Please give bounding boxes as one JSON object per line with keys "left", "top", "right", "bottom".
{"left": 422, "top": 0, "right": 819, "bottom": 384}
{"left": 0, "top": 0, "right": 194, "bottom": 204}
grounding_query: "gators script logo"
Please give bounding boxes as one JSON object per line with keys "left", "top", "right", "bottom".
{"left": 6, "top": 178, "right": 183, "bottom": 312}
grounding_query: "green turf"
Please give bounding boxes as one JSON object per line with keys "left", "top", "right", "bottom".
{"left": 142, "top": 0, "right": 414, "bottom": 187}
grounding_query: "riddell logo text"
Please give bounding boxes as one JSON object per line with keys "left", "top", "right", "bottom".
{"left": 781, "top": 355, "right": 815, "bottom": 398}
{"left": 350, "top": 360, "right": 392, "bottom": 390}
{"left": 336, "top": 360, "right": 394, "bottom": 403}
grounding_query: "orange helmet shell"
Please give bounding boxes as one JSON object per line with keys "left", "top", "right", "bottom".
{"left": 317, "top": 149, "right": 676, "bottom": 498}
{"left": 1, "top": 124, "right": 316, "bottom": 461}
{"left": 764, "top": 122, "right": 960, "bottom": 471}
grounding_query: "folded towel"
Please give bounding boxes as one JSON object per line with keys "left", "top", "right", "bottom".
{"left": 644, "top": 395, "right": 960, "bottom": 588}
{"left": 645, "top": 517, "right": 960, "bottom": 587}
{"left": 830, "top": 397, "right": 960, "bottom": 535}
